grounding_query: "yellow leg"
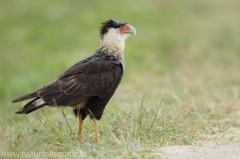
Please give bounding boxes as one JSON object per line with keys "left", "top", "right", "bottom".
{"left": 78, "top": 115, "right": 84, "bottom": 138}
{"left": 94, "top": 119, "right": 99, "bottom": 143}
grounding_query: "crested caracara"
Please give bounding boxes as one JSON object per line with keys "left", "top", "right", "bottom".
{"left": 12, "top": 19, "right": 136, "bottom": 143}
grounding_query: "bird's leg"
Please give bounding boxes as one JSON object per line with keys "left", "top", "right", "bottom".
{"left": 94, "top": 119, "right": 99, "bottom": 143}
{"left": 78, "top": 115, "right": 84, "bottom": 138}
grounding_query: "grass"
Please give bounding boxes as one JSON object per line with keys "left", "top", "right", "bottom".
{"left": 1, "top": 0, "right": 240, "bottom": 158}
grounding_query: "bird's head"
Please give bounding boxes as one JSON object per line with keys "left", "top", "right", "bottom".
{"left": 99, "top": 19, "right": 136, "bottom": 52}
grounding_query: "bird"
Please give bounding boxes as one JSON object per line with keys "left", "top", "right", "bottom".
{"left": 12, "top": 19, "right": 136, "bottom": 143}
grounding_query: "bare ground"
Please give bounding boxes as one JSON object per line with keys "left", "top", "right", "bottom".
{"left": 156, "top": 127, "right": 240, "bottom": 159}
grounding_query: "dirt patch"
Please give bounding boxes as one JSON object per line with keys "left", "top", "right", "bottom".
{"left": 156, "top": 127, "right": 240, "bottom": 159}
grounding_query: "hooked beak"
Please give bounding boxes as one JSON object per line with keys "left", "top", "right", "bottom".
{"left": 129, "top": 25, "right": 136, "bottom": 35}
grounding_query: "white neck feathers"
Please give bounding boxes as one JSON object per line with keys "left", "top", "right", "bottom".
{"left": 100, "top": 28, "right": 129, "bottom": 53}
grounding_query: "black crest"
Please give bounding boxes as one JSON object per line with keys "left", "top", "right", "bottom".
{"left": 100, "top": 19, "right": 127, "bottom": 39}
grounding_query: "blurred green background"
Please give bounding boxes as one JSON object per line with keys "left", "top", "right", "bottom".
{"left": 0, "top": 0, "right": 240, "bottom": 157}
{"left": 1, "top": 0, "right": 239, "bottom": 101}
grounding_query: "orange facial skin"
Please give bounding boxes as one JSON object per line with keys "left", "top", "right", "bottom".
{"left": 120, "top": 24, "right": 132, "bottom": 34}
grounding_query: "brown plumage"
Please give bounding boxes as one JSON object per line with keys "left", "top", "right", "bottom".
{"left": 12, "top": 19, "right": 136, "bottom": 142}
{"left": 13, "top": 58, "right": 123, "bottom": 120}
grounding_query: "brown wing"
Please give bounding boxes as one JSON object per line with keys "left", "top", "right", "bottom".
{"left": 13, "top": 58, "right": 123, "bottom": 108}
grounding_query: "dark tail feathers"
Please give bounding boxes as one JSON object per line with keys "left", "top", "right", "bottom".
{"left": 15, "top": 98, "right": 46, "bottom": 114}
{"left": 12, "top": 91, "right": 38, "bottom": 103}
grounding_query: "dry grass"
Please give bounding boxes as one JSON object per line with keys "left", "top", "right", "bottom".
{"left": 0, "top": 0, "right": 240, "bottom": 158}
